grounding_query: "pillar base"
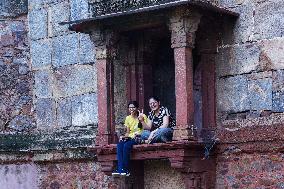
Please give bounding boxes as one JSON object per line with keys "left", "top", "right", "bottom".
{"left": 173, "top": 125, "right": 197, "bottom": 141}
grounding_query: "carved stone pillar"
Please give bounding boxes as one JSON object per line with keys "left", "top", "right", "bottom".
{"left": 90, "top": 29, "right": 119, "bottom": 146}
{"left": 169, "top": 8, "right": 201, "bottom": 141}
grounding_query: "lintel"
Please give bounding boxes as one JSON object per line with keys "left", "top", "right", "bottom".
{"left": 60, "top": 0, "right": 239, "bottom": 33}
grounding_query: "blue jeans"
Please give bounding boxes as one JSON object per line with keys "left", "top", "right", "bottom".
{"left": 141, "top": 128, "right": 173, "bottom": 143}
{"left": 116, "top": 139, "right": 137, "bottom": 172}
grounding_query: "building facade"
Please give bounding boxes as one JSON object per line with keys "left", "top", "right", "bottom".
{"left": 0, "top": 0, "right": 284, "bottom": 188}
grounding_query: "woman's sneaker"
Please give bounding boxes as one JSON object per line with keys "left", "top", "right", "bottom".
{"left": 111, "top": 169, "right": 121, "bottom": 176}
{"left": 120, "top": 169, "right": 130, "bottom": 176}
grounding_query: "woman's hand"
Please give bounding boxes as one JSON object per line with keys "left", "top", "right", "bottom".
{"left": 138, "top": 109, "right": 145, "bottom": 122}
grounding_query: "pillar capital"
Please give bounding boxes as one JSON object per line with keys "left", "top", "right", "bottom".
{"left": 169, "top": 7, "right": 202, "bottom": 48}
{"left": 91, "top": 29, "right": 119, "bottom": 60}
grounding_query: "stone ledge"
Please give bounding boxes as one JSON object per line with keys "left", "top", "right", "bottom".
{"left": 0, "top": 147, "right": 95, "bottom": 164}
{"left": 92, "top": 141, "right": 216, "bottom": 175}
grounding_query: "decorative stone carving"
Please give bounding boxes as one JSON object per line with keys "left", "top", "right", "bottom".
{"left": 90, "top": 29, "right": 119, "bottom": 60}
{"left": 169, "top": 7, "right": 202, "bottom": 48}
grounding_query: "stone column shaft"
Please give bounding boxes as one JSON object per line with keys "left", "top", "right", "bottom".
{"left": 169, "top": 8, "right": 201, "bottom": 141}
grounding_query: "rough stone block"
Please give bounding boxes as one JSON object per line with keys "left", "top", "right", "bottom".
{"left": 248, "top": 77, "right": 272, "bottom": 111}
{"left": 272, "top": 91, "right": 284, "bottom": 112}
{"left": 217, "top": 75, "right": 249, "bottom": 112}
{"left": 218, "top": 0, "right": 245, "bottom": 8}
{"left": 53, "top": 64, "right": 97, "bottom": 98}
{"left": 259, "top": 38, "right": 284, "bottom": 71}
{"left": 272, "top": 70, "right": 284, "bottom": 92}
{"left": 71, "top": 93, "right": 98, "bottom": 126}
{"left": 70, "top": 0, "right": 89, "bottom": 21}
{"left": 49, "top": 2, "right": 69, "bottom": 37}
{"left": 79, "top": 34, "right": 95, "bottom": 63}
{"left": 230, "top": 3, "right": 255, "bottom": 44}
{"left": 254, "top": 0, "right": 284, "bottom": 40}
{"left": 34, "top": 70, "right": 53, "bottom": 98}
{"left": 8, "top": 115, "right": 34, "bottom": 131}
{"left": 35, "top": 98, "right": 56, "bottom": 129}
{"left": 52, "top": 33, "right": 79, "bottom": 67}
{"left": 57, "top": 98, "right": 72, "bottom": 128}
{"left": 216, "top": 43, "right": 260, "bottom": 77}
{"left": 28, "top": 8, "right": 48, "bottom": 40}
{"left": 31, "top": 39, "right": 52, "bottom": 69}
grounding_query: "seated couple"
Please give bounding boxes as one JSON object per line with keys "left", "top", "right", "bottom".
{"left": 112, "top": 96, "right": 176, "bottom": 176}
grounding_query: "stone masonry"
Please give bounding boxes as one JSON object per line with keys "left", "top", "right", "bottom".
{"left": 0, "top": 0, "right": 284, "bottom": 188}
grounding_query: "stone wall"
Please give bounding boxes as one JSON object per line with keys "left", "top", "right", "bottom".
{"left": 0, "top": 9, "right": 33, "bottom": 132}
{"left": 216, "top": 0, "right": 284, "bottom": 122}
{"left": 215, "top": 0, "right": 284, "bottom": 188}
{"left": 29, "top": 0, "right": 97, "bottom": 131}
{"left": 216, "top": 153, "right": 284, "bottom": 189}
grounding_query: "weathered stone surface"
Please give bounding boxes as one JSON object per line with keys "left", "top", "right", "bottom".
{"left": 52, "top": 33, "right": 79, "bottom": 67}
{"left": 216, "top": 43, "right": 260, "bottom": 77}
{"left": 38, "top": 162, "right": 117, "bottom": 189}
{"left": 0, "top": 164, "right": 38, "bottom": 189}
{"left": 248, "top": 77, "right": 272, "bottom": 111}
{"left": 145, "top": 160, "right": 185, "bottom": 189}
{"left": 259, "top": 38, "right": 284, "bottom": 70}
{"left": 53, "top": 64, "right": 97, "bottom": 97}
{"left": 79, "top": 34, "right": 95, "bottom": 63}
{"left": 217, "top": 153, "right": 284, "bottom": 189}
{"left": 8, "top": 115, "right": 34, "bottom": 131}
{"left": 49, "top": 2, "right": 69, "bottom": 37}
{"left": 70, "top": 0, "right": 89, "bottom": 21}
{"left": 217, "top": 75, "right": 249, "bottom": 112}
{"left": 272, "top": 69, "right": 284, "bottom": 92}
{"left": 31, "top": 39, "right": 52, "bottom": 69}
{"left": 34, "top": 70, "right": 53, "bottom": 98}
{"left": 71, "top": 93, "right": 98, "bottom": 126}
{"left": 56, "top": 98, "right": 72, "bottom": 128}
{"left": 28, "top": 8, "right": 48, "bottom": 40}
{"left": 272, "top": 91, "right": 284, "bottom": 112}
{"left": 35, "top": 98, "right": 56, "bottom": 129}
{"left": 231, "top": 3, "right": 255, "bottom": 44}
{"left": 254, "top": 0, "right": 284, "bottom": 40}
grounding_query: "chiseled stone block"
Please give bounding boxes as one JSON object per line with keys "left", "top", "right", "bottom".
{"left": 216, "top": 43, "right": 260, "bottom": 77}
{"left": 217, "top": 75, "right": 249, "bottom": 113}
{"left": 34, "top": 70, "right": 53, "bottom": 98}
{"left": 79, "top": 34, "right": 95, "bottom": 64}
{"left": 70, "top": 0, "right": 89, "bottom": 21}
{"left": 272, "top": 91, "right": 284, "bottom": 112}
{"left": 31, "top": 39, "right": 52, "bottom": 69}
{"left": 254, "top": 0, "right": 284, "bottom": 40}
{"left": 57, "top": 97, "right": 72, "bottom": 128}
{"left": 272, "top": 69, "right": 284, "bottom": 92}
{"left": 52, "top": 33, "right": 79, "bottom": 67}
{"left": 71, "top": 93, "right": 98, "bottom": 126}
{"left": 28, "top": 8, "right": 48, "bottom": 40}
{"left": 53, "top": 64, "right": 97, "bottom": 98}
{"left": 36, "top": 98, "right": 56, "bottom": 129}
{"left": 49, "top": 2, "right": 69, "bottom": 37}
{"left": 259, "top": 38, "right": 284, "bottom": 71}
{"left": 248, "top": 77, "right": 272, "bottom": 111}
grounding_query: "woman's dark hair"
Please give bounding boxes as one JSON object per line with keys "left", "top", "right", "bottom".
{"left": 128, "top": 100, "right": 139, "bottom": 108}
{"left": 149, "top": 96, "right": 160, "bottom": 102}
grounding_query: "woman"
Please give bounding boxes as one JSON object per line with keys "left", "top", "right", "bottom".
{"left": 139, "top": 97, "right": 175, "bottom": 143}
{"left": 112, "top": 101, "right": 148, "bottom": 176}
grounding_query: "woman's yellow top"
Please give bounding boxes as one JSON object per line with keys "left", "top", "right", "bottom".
{"left": 124, "top": 114, "right": 148, "bottom": 138}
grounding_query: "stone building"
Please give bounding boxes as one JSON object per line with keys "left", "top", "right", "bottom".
{"left": 0, "top": 0, "right": 283, "bottom": 188}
